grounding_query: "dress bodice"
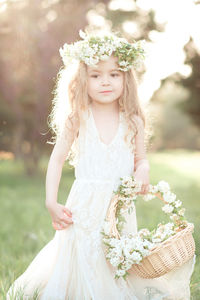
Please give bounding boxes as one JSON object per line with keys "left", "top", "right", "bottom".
{"left": 70, "top": 105, "right": 135, "bottom": 182}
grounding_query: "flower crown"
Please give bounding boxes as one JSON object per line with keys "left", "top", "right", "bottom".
{"left": 59, "top": 30, "right": 146, "bottom": 72}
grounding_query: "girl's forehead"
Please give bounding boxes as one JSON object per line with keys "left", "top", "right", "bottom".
{"left": 87, "top": 56, "right": 120, "bottom": 72}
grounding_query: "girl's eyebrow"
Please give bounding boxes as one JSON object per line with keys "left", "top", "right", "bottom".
{"left": 109, "top": 68, "right": 120, "bottom": 72}
{"left": 88, "top": 68, "right": 120, "bottom": 73}
{"left": 88, "top": 69, "right": 101, "bottom": 73}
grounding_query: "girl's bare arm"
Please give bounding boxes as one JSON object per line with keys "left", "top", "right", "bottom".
{"left": 45, "top": 114, "right": 79, "bottom": 229}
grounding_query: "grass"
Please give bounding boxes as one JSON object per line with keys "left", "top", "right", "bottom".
{"left": 0, "top": 149, "right": 200, "bottom": 299}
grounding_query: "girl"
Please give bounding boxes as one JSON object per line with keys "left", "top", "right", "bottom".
{"left": 7, "top": 30, "right": 195, "bottom": 300}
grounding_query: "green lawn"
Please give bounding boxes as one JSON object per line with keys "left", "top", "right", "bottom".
{"left": 0, "top": 149, "right": 200, "bottom": 299}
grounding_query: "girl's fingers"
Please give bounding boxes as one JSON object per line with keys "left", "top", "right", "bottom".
{"left": 139, "top": 184, "right": 149, "bottom": 194}
{"left": 61, "top": 216, "right": 73, "bottom": 225}
{"left": 62, "top": 219, "right": 73, "bottom": 226}
{"left": 52, "top": 222, "right": 67, "bottom": 230}
{"left": 61, "top": 221, "right": 71, "bottom": 228}
{"left": 52, "top": 221, "right": 60, "bottom": 230}
{"left": 142, "top": 184, "right": 149, "bottom": 194}
{"left": 63, "top": 207, "right": 72, "bottom": 217}
{"left": 52, "top": 216, "right": 73, "bottom": 230}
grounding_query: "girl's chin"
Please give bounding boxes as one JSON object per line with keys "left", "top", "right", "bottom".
{"left": 94, "top": 96, "right": 119, "bottom": 102}
{"left": 92, "top": 99, "right": 119, "bottom": 104}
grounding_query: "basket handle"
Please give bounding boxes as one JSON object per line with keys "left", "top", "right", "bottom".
{"left": 106, "top": 191, "right": 167, "bottom": 239}
{"left": 106, "top": 194, "right": 121, "bottom": 239}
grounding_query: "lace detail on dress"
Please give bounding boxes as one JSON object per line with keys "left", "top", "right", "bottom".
{"left": 144, "top": 287, "right": 169, "bottom": 300}
{"left": 72, "top": 208, "right": 99, "bottom": 231}
{"left": 72, "top": 208, "right": 103, "bottom": 261}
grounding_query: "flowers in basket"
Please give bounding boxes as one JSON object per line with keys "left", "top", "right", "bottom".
{"left": 101, "top": 176, "right": 189, "bottom": 280}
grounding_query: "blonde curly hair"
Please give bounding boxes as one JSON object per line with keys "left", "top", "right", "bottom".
{"left": 47, "top": 59, "right": 151, "bottom": 166}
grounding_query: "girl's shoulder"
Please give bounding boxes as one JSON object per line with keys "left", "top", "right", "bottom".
{"left": 123, "top": 110, "right": 143, "bottom": 125}
{"left": 63, "top": 112, "right": 79, "bottom": 139}
{"left": 132, "top": 114, "right": 144, "bottom": 125}
{"left": 122, "top": 112, "right": 144, "bottom": 132}
{"left": 131, "top": 114, "right": 145, "bottom": 137}
{"left": 125, "top": 114, "right": 144, "bottom": 128}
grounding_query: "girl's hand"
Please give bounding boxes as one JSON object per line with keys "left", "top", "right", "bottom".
{"left": 134, "top": 164, "right": 150, "bottom": 195}
{"left": 46, "top": 202, "right": 73, "bottom": 230}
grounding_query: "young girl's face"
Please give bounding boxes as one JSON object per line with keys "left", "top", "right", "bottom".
{"left": 87, "top": 55, "right": 124, "bottom": 105}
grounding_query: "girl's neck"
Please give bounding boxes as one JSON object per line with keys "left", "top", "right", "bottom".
{"left": 90, "top": 101, "right": 120, "bottom": 114}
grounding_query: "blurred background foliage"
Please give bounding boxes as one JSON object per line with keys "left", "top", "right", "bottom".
{"left": 0, "top": 0, "right": 199, "bottom": 175}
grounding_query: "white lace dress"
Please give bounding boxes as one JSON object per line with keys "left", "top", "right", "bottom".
{"left": 7, "top": 106, "right": 196, "bottom": 300}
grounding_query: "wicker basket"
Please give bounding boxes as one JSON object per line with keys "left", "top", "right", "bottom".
{"left": 106, "top": 192, "right": 195, "bottom": 279}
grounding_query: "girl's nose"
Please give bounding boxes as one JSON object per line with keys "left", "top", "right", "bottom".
{"left": 101, "top": 76, "right": 110, "bottom": 85}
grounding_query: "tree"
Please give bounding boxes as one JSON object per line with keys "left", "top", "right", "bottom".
{"left": 176, "top": 38, "right": 200, "bottom": 128}
{"left": 153, "top": 37, "right": 200, "bottom": 130}
{"left": 0, "top": 0, "right": 102, "bottom": 175}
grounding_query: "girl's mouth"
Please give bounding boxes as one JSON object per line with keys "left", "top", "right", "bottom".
{"left": 100, "top": 91, "right": 112, "bottom": 93}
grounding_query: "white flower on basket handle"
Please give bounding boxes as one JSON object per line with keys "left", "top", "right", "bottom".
{"left": 100, "top": 176, "right": 189, "bottom": 281}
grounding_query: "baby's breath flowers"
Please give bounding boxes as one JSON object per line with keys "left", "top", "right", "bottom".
{"left": 101, "top": 176, "right": 189, "bottom": 280}
{"left": 59, "top": 30, "right": 146, "bottom": 72}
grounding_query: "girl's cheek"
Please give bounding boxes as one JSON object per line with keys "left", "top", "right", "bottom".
{"left": 115, "top": 78, "right": 123, "bottom": 89}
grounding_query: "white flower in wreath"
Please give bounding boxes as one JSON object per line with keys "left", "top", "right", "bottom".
{"left": 111, "top": 247, "right": 122, "bottom": 258}
{"left": 85, "top": 57, "right": 99, "bottom": 66}
{"left": 92, "top": 44, "right": 99, "bottom": 52}
{"left": 121, "top": 176, "right": 133, "bottom": 187}
{"left": 143, "top": 240, "right": 154, "bottom": 249}
{"left": 123, "top": 239, "right": 135, "bottom": 250}
{"left": 163, "top": 191, "right": 176, "bottom": 203}
{"left": 157, "top": 180, "right": 170, "bottom": 193}
{"left": 123, "top": 187, "right": 133, "bottom": 195}
{"left": 140, "top": 248, "right": 150, "bottom": 257}
{"left": 119, "top": 60, "right": 129, "bottom": 67}
{"left": 133, "top": 182, "right": 143, "bottom": 193}
{"left": 120, "top": 207, "right": 129, "bottom": 214}
{"left": 121, "top": 236, "right": 132, "bottom": 247}
{"left": 165, "top": 222, "right": 174, "bottom": 230}
{"left": 123, "top": 248, "right": 134, "bottom": 261}
{"left": 110, "top": 256, "right": 124, "bottom": 267}
{"left": 162, "top": 204, "right": 174, "bottom": 214}
{"left": 115, "top": 243, "right": 124, "bottom": 255}
{"left": 152, "top": 237, "right": 162, "bottom": 243}
{"left": 170, "top": 214, "right": 177, "bottom": 221}
{"left": 108, "top": 238, "right": 120, "bottom": 248}
{"left": 116, "top": 269, "right": 126, "bottom": 277}
{"left": 174, "top": 199, "right": 182, "bottom": 208}
{"left": 138, "top": 228, "right": 151, "bottom": 237}
{"left": 123, "top": 198, "right": 132, "bottom": 206}
{"left": 143, "top": 193, "right": 156, "bottom": 202}
{"left": 118, "top": 195, "right": 127, "bottom": 201}
{"left": 129, "top": 251, "right": 142, "bottom": 263}
{"left": 132, "top": 241, "right": 145, "bottom": 252}
{"left": 178, "top": 208, "right": 186, "bottom": 216}
{"left": 122, "top": 259, "right": 133, "bottom": 270}
{"left": 148, "top": 184, "right": 159, "bottom": 194}
{"left": 100, "top": 54, "right": 110, "bottom": 61}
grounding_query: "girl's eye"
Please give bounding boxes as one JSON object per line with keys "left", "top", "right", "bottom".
{"left": 91, "top": 75, "right": 99, "bottom": 78}
{"left": 111, "top": 73, "right": 119, "bottom": 77}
